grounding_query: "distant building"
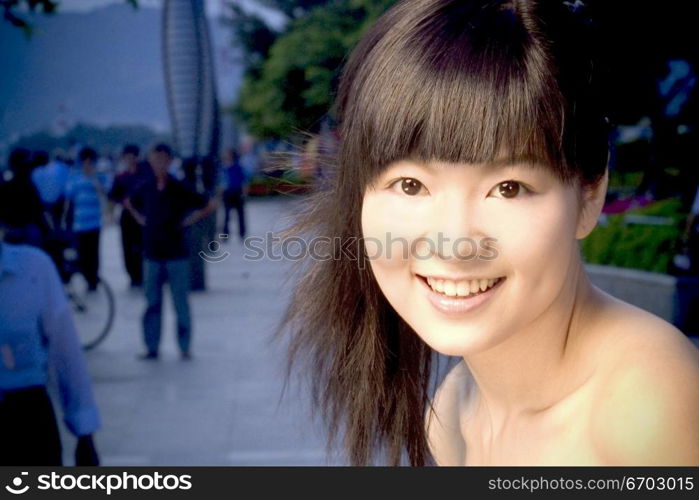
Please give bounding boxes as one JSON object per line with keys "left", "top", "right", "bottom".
{"left": 162, "top": 0, "right": 220, "bottom": 161}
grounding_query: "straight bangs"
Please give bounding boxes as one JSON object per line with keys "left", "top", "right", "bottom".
{"left": 337, "top": 0, "right": 579, "bottom": 189}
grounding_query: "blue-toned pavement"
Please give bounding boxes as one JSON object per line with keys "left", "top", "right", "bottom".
{"left": 57, "top": 196, "right": 338, "bottom": 466}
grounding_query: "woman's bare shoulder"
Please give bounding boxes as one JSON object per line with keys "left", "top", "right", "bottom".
{"left": 589, "top": 291, "right": 699, "bottom": 371}
{"left": 425, "top": 360, "right": 474, "bottom": 466}
{"left": 586, "top": 295, "right": 699, "bottom": 464}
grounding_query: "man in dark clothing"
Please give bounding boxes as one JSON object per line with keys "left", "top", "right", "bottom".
{"left": 125, "top": 144, "right": 216, "bottom": 360}
{"left": 221, "top": 148, "right": 248, "bottom": 241}
{"left": 0, "top": 148, "right": 48, "bottom": 247}
{"left": 108, "top": 145, "right": 149, "bottom": 288}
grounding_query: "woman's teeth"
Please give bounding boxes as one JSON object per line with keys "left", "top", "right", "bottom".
{"left": 426, "top": 277, "right": 501, "bottom": 297}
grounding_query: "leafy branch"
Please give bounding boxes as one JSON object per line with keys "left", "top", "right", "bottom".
{"left": 1, "top": 0, "right": 138, "bottom": 37}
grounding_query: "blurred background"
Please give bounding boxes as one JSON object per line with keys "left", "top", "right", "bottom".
{"left": 0, "top": 0, "right": 698, "bottom": 465}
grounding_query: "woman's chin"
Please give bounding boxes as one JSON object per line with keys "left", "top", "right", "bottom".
{"left": 413, "top": 324, "right": 497, "bottom": 358}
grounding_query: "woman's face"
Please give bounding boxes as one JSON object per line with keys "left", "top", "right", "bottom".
{"left": 361, "top": 159, "right": 589, "bottom": 357}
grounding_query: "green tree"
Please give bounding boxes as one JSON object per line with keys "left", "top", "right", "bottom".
{"left": 221, "top": 2, "right": 281, "bottom": 78}
{"left": 231, "top": 0, "right": 394, "bottom": 139}
{"left": 257, "top": 0, "right": 333, "bottom": 20}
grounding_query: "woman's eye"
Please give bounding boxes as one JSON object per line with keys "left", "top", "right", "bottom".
{"left": 490, "top": 180, "right": 527, "bottom": 199}
{"left": 393, "top": 177, "right": 426, "bottom": 196}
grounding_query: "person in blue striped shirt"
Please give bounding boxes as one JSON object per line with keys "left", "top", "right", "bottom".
{"left": 64, "top": 147, "right": 109, "bottom": 291}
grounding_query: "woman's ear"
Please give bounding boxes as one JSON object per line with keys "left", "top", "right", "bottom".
{"left": 575, "top": 168, "right": 608, "bottom": 240}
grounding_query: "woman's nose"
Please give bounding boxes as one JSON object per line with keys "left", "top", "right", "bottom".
{"left": 422, "top": 196, "right": 487, "bottom": 262}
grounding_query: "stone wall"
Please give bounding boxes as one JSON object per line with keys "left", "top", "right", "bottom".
{"left": 585, "top": 264, "right": 699, "bottom": 335}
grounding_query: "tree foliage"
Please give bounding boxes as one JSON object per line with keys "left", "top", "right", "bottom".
{"left": 1, "top": 0, "right": 57, "bottom": 35}
{"left": 256, "top": 0, "right": 332, "bottom": 20}
{"left": 1, "top": 0, "right": 137, "bottom": 36}
{"left": 227, "top": 0, "right": 395, "bottom": 139}
{"left": 221, "top": 2, "right": 280, "bottom": 77}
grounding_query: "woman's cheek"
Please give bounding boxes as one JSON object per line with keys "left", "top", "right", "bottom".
{"left": 497, "top": 196, "right": 578, "bottom": 278}
{"left": 362, "top": 195, "right": 427, "bottom": 268}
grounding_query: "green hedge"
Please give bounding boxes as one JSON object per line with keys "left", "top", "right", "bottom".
{"left": 581, "top": 198, "right": 685, "bottom": 273}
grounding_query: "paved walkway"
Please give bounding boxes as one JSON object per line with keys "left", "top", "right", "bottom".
{"left": 57, "top": 196, "right": 337, "bottom": 465}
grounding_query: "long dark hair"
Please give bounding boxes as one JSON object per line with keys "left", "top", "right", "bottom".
{"left": 278, "top": 0, "right": 609, "bottom": 466}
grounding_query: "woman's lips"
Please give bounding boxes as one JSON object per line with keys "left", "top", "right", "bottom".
{"left": 416, "top": 274, "right": 505, "bottom": 315}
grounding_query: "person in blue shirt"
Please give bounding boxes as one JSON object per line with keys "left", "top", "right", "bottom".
{"left": 31, "top": 150, "right": 70, "bottom": 231}
{"left": 220, "top": 148, "right": 248, "bottom": 241}
{"left": 64, "top": 147, "right": 109, "bottom": 291}
{"left": 0, "top": 234, "right": 101, "bottom": 465}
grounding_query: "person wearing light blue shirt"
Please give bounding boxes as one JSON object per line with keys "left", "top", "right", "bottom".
{"left": 32, "top": 154, "right": 70, "bottom": 229}
{"left": 32, "top": 154, "right": 69, "bottom": 206}
{"left": 64, "top": 147, "right": 108, "bottom": 291}
{"left": 0, "top": 240, "right": 101, "bottom": 465}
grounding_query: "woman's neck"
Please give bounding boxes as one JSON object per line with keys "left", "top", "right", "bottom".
{"left": 462, "top": 255, "right": 599, "bottom": 431}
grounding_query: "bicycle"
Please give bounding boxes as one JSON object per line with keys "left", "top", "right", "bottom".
{"left": 46, "top": 229, "right": 116, "bottom": 351}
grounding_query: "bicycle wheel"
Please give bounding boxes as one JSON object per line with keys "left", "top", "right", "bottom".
{"left": 65, "top": 273, "right": 116, "bottom": 350}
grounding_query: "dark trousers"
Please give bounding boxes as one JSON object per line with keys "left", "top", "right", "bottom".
{"left": 223, "top": 189, "right": 246, "bottom": 239}
{"left": 0, "top": 386, "right": 63, "bottom": 465}
{"left": 76, "top": 228, "right": 100, "bottom": 290}
{"left": 120, "top": 212, "right": 143, "bottom": 286}
{"left": 44, "top": 196, "right": 65, "bottom": 230}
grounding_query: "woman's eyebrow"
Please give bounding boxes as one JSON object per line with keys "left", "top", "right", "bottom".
{"left": 399, "top": 160, "right": 435, "bottom": 170}
{"left": 382, "top": 160, "right": 436, "bottom": 175}
{"left": 489, "top": 161, "right": 550, "bottom": 174}
{"left": 391, "top": 159, "right": 549, "bottom": 174}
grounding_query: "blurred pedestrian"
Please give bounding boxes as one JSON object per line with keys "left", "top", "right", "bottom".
{"left": 108, "top": 145, "right": 149, "bottom": 289}
{"left": 0, "top": 222, "right": 101, "bottom": 465}
{"left": 239, "top": 141, "right": 258, "bottom": 180}
{"left": 31, "top": 150, "right": 70, "bottom": 231}
{"left": 0, "top": 148, "right": 48, "bottom": 247}
{"left": 221, "top": 148, "right": 248, "bottom": 241}
{"left": 64, "top": 147, "right": 108, "bottom": 291}
{"left": 125, "top": 144, "right": 217, "bottom": 360}
{"left": 679, "top": 183, "right": 699, "bottom": 273}
{"left": 669, "top": 183, "right": 699, "bottom": 337}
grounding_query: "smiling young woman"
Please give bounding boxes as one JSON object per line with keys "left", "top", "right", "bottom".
{"left": 279, "top": 0, "right": 699, "bottom": 466}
